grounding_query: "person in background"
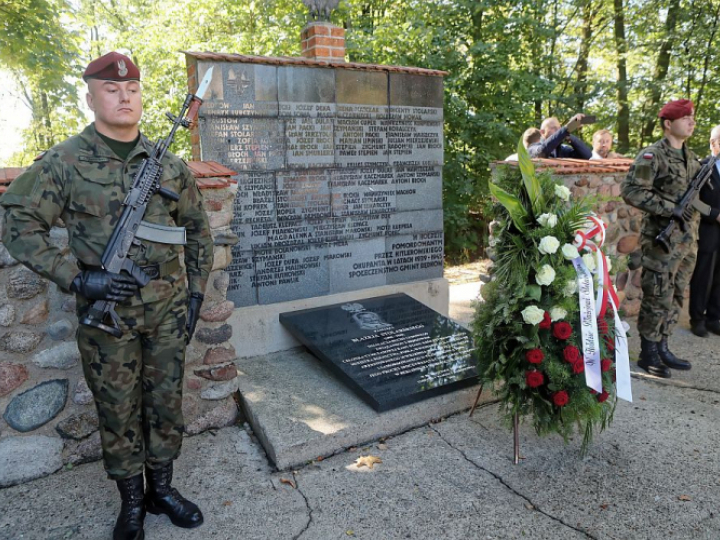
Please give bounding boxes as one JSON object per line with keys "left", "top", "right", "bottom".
{"left": 528, "top": 114, "right": 592, "bottom": 159}
{"left": 689, "top": 125, "right": 720, "bottom": 337}
{"left": 590, "top": 129, "right": 622, "bottom": 159}
{"left": 505, "top": 128, "right": 542, "bottom": 161}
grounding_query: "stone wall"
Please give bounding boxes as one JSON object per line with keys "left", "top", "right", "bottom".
{"left": 491, "top": 158, "right": 642, "bottom": 317}
{"left": 0, "top": 166, "right": 242, "bottom": 487}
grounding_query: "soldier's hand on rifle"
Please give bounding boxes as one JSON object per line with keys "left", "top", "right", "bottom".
{"left": 186, "top": 292, "right": 204, "bottom": 344}
{"left": 672, "top": 204, "right": 694, "bottom": 232}
{"left": 70, "top": 270, "right": 138, "bottom": 302}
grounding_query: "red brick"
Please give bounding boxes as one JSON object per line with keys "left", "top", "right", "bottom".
{"left": 331, "top": 26, "right": 345, "bottom": 37}
{"left": 329, "top": 48, "right": 346, "bottom": 58}
{"left": 306, "top": 24, "right": 331, "bottom": 37}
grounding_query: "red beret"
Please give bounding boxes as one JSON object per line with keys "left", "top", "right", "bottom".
{"left": 658, "top": 99, "right": 694, "bottom": 120}
{"left": 83, "top": 52, "right": 140, "bottom": 82}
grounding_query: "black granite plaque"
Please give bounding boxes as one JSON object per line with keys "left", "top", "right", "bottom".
{"left": 393, "top": 165, "right": 442, "bottom": 211}
{"left": 254, "top": 243, "right": 329, "bottom": 304}
{"left": 279, "top": 66, "right": 336, "bottom": 117}
{"left": 199, "top": 62, "right": 279, "bottom": 117}
{"left": 276, "top": 169, "right": 332, "bottom": 220}
{"left": 232, "top": 172, "right": 276, "bottom": 225}
{"left": 334, "top": 118, "right": 389, "bottom": 166}
{"left": 286, "top": 117, "right": 334, "bottom": 168}
{"left": 279, "top": 294, "right": 478, "bottom": 411}
{"left": 226, "top": 248, "right": 257, "bottom": 307}
{"left": 335, "top": 70, "right": 389, "bottom": 119}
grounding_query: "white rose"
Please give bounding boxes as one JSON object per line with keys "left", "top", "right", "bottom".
{"left": 538, "top": 236, "right": 560, "bottom": 255}
{"left": 555, "top": 184, "right": 571, "bottom": 201}
{"left": 561, "top": 244, "right": 580, "bottom": 260}
{"left": 563, "top": 280, "right": 577, "bottom": 297}
{"left": 537, "top": 213, "right": 558, "bottom": 228}
{"left": 550, "top": 306, "right": 567, "bottom": 321}
{"left": 521, "top": 305, "right": 545, "bottom": 325}
{"left": 535, "top": 264, "right": 556, "bottom": 286}
{"left": 582, "top": 252, "right": 596, "bottom": 271}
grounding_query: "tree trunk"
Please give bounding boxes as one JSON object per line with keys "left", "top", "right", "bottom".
{"left": 613, "top": 0, "right": 630, "bottom": 153}
{"left": 641, "top": 0, "right": 681, "bottom": 144}
{"left": 575, "top": 1, "right": 593, "bottom": 111}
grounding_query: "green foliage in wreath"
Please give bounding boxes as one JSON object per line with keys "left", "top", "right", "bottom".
{"left": 472, "top": 141, "right": 618, "bottom": 453}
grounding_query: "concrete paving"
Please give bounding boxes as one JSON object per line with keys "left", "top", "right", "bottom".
{"left": 2, "top": 281, "right": 720, "bottom": 540}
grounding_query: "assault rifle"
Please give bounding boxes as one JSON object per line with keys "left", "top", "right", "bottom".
{"left": 655, "top": 154, "right": 718, "bottom": 253}
{"left": 80, "top": 67, "right": 215, "bottom": 337}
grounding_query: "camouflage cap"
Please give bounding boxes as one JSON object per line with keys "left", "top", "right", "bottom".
{"left": 658, "top": 99, "right": 694, "bottom": 120}
{"left": 83, "top": 52, "right": 140, "bottom": 82}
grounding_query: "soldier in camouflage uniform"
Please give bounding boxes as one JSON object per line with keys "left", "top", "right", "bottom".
{"left": 622, "top": 99, "right": 702, "bottom": 379}
{"left": 0, "top": 52, "right": 213, "bottom": 540}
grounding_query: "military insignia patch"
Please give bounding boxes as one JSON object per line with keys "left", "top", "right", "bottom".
{"left": 643, "top": 153, "right": 654, "bottom": 160}
{"left": 118, "top": 59, "right": 128, "bottom": 78}
{"left": 33, "top": 151, "right": 47, "bottom": 161}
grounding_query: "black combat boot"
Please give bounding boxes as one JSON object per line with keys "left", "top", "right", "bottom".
{"left": 658, "top": 337, "right": 692, "bottom": 370}
{"left": 114, "top": 474, "right": 145, "bottom": 540}
{"left": 637, "top": 337, "right": 671, "bottom": 378}
{"left": 145, "top": 462, "right": 203, "bottom": 529}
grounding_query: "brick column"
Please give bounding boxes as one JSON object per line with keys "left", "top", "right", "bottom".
{"left": 301, "top": 22, "right": 346, "bottom": 62}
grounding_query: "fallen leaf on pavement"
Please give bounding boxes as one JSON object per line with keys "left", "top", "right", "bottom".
{"left": 223, "top": 501, "right": 232, "bottom": 506}
{"left": 355, "top": 455, "right": 382, "bottom": 469}
{"left": 280, "top": 478, "right": 297, "bottom": 488}
{"left": 378, "top": 443, "right": 388, "bottom": 450}
{"left": 678, "top": 495, "right": 692, "bottom": 501}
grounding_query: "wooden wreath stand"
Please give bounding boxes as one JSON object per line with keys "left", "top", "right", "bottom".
{"left": 468, "top": 384, "right": 521, "bottom": 464}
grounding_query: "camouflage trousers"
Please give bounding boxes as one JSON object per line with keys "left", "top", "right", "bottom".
{"left": 638, "top": 230, "right": 697, "bottom": 341}
{"left": 76, "top": 273, "right": 188, "bottom": 480}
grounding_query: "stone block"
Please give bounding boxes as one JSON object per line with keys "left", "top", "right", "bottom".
{"left": 203, "top": 346, "right": 237, "bottom": 365}
{"left": 0, "top": 330, "right": 43, "bottom": 353}
{"left": 0, "top": 435, "right": 63, "bottom": 487}
{"left": 7, "top": 266, "right": 47, "bottom": 299}
{"left": 0, "top": 362, "right": 29, "bottom": 397}
{"left": 3, "top": 379, "right": 69, "bottom": 432}
{"left": 194, "top": 362, "right": 238, "bottom": 381}
{"left": 55, "top": 411, "right": 99, "bottom": 440}
{"left": 31, "top": 342, "right": 80, "bottom": 370}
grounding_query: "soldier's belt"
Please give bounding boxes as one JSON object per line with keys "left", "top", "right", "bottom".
{"left": 79, "top": 257, "right": 181, "bottom": 281}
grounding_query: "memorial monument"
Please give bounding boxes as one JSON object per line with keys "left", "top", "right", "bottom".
{"left": 185, "top": 23, "right": 450, "bottom": 357}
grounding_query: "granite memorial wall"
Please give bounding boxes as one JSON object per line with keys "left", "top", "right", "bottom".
{"left": 190, "top": 57, "right": 445, "bottom": 307}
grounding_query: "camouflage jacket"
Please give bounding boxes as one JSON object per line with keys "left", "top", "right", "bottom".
{"left": 621, "top": 137, "right": 703, "bottom": 237}
{"left": 0, "top": 123, "right": 213, "bottom": 297}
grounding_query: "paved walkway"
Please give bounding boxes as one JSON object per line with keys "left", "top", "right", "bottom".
{"left": 2, "top": 282, "right": 719, "bottom": 540}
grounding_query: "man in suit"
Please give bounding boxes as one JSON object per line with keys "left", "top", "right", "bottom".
{"left": 689, "top": 125, "right": 720, "bottom": 337}
{"left": 528, "top": 114, "right": 592, "bottom": 159}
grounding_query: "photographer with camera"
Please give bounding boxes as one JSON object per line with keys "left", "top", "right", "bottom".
{"left": 528, "top": 113, "right": 593, "bottom": 159}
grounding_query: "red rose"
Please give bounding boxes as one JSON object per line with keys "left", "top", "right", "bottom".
{"left": 526, "top": 349, "right": 544, "bottom": 364}
{"left": 601, "top": 358, "right": 612, "bottom": 372}
{"left": 597, "top": 318, "right": 609, "bottom": 336}
{"left": 571, "top": 359, "right": 585, "bottom": 374}
{"left": 605, "top": 336, "right": 615, "bottom": 351}
{"left": 552, "top": 390, "right": 569, "bottom": 407}
{"left": 563, "top": 345, "right": 580, "bottom": 363}
{"left": 553, "top": 322, "right": 572, "bottom": 340}
{"left": 526, "top": 371, "right": 544, "bottom": 388}
{"left": 539, "top": 311, "right": 552, "bottom": 329}
{"left": 597, "top": 389, "right": 610, "bottom": 403}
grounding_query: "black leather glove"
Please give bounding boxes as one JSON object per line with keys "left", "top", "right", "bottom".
{"left": 70, "top": 270, "right": 138, "bottom": 302}
{"left": 672, "top": 204, "right": 693, "bottom": 232}
{"left": 186, "top": 292, "right": 204, "bottom": 344}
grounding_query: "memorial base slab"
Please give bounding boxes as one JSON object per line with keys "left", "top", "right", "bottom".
{"left": 235, "top": 348, "right": 493, "bottom": 470}
{"left": 228, "top": 278, "right": 449, "bottom": 358}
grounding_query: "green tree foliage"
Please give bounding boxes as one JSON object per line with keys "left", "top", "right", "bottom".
{"left": 4, "top": 0, "right": 720, "bottom": 260}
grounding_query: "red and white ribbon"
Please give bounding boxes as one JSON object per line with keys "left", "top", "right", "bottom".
{"left": 573, "top": 215, "right": 632, "bottom": 402}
